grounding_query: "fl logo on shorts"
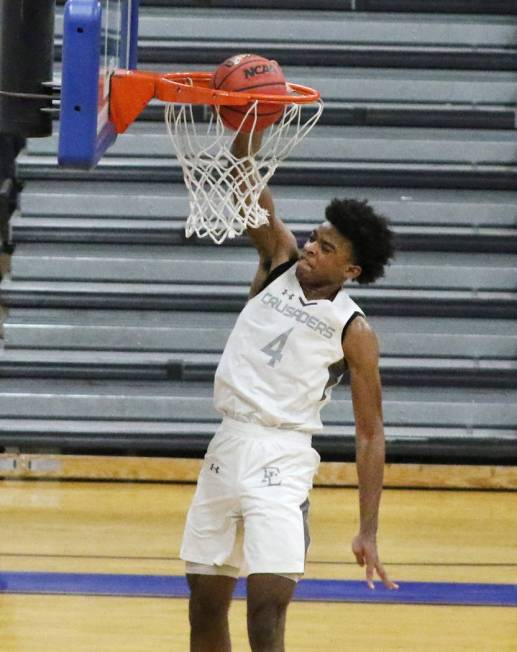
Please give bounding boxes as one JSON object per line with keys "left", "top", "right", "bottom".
{"left": 262, "top": 466, "right": 281, "bottom": 487}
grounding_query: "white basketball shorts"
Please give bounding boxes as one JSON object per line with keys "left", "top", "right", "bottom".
{"left": 180, "top": 417, "right": 320, "bottom": 578}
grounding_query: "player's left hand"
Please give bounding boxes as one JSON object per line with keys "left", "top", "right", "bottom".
{"left": 231, "top": 129, "right": 264, "bottom": 158}
{"left": 351, "top": 533, "right": 399, "bottom": 590}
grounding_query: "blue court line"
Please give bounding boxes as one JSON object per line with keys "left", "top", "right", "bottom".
{"left": 0, "top": 572, "right": 516, "bottom": 607}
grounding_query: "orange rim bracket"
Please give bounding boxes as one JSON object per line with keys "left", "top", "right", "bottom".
{"left": 109, "top": 70, "right": 158, "bottom": 133}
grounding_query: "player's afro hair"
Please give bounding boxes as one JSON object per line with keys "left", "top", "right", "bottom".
{"left": 325, "top": 198, "right": 395, "bottom": 285}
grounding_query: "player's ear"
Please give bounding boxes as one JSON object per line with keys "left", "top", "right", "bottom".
{"left": 344, "top": 264, "right": 362, "bottom": 282}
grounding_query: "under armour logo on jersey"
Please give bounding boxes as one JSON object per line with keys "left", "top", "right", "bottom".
{"left": 282, "top": 289, "right": 295, "bottom": 300}
{"left": 261, "top": 466, "right": 281, "bottom": 487}
{"left": 209, "top": 463, "right": 220, "bottom": 474}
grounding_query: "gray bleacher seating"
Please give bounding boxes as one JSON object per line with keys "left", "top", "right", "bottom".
{"left": 1, "top": 310, "right": 516, "bottom": 391}
{"left": 53, "top": 0, "right": 517, "bottom": 15}
{"left": 0, "top": 1, "right": 516, "bottom": 464}
{"left": 133, "top": 1, "right": 517, "bottom": 15}
{"left": 11, "top": 183, "right": 517, "bottom": 255}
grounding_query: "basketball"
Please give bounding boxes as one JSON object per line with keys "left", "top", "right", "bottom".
{"left": 212, "top": 53, "right": 287, "bottom": 133}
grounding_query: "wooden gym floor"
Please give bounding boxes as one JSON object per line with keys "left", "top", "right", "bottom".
{"left": 0, "top": 478, "right": 515, "bottom": 651}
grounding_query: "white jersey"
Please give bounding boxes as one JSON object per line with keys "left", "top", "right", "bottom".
{"left": 214, "top": 261, "right": 364, "bottom": 433}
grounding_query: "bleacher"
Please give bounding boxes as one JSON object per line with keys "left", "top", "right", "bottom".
{"left": 0, "top": 0, "right": 516, "bottom": 467}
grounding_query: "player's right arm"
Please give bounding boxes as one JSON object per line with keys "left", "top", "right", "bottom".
{"left": 231, "top": 132, "right": 299, "bottom": 297}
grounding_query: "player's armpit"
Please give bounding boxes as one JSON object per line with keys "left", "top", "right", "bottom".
{"left": 248, "top": 254, "right": 273, "bottom": 299}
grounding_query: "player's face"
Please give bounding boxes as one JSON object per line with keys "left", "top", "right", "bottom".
{"left": 296, "top": 223, "right": 361, "bottom": 288}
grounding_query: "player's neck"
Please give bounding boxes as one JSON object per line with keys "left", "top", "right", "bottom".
{"left": 299, "top": 280, "right": 342, "bottom": 301}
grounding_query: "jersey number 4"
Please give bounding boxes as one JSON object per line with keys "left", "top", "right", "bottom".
{"left": 261, "top": 328, "right": 294, "bottom": 367}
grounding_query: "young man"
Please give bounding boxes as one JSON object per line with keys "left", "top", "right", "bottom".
{"left": 181, "top": 149, "right": 398, "bottom": 651}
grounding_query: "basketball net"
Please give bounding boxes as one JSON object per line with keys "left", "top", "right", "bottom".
{"left": 164, "top": 94, "right": 323, "bottom": 244}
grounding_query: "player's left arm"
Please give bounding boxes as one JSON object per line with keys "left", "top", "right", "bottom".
{"left": 342, "top": 316, "right": 398, "bottom": 590}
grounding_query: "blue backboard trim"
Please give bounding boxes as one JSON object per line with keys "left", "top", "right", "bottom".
{"left": 129, "top": 0, "right": 139, "bottom": 69}
{"left": 58, "top": 0, "right": 139, "bottom": 168}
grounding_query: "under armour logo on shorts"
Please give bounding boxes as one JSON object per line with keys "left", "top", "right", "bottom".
{"left": 209, "top": 463, "right": 220, "bottom": 474}
{"left": 261, "top": 466, "right": 281, "bottom": 486}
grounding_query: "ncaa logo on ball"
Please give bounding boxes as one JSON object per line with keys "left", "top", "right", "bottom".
{"left": 243, "top": 63, "right": 278, "bottom": 79}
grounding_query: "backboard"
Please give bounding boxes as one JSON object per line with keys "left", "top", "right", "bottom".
{"left": 58, "top": 0, "right": 139, "bottom": 168}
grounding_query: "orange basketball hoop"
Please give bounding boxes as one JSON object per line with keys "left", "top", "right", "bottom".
{"left": 110, "top": 70, "right": 320, "bottom": 133}
{"left": 109, "top": 68, "right": 323, "bottom": 244}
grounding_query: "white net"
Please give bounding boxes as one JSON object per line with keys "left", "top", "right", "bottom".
{"left": 164, "top": 92, "right": 323, "bottom": 244}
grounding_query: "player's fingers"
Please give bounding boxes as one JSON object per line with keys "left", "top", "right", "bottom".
{"left": 352, "top": 541, "right": 365, "bottom": 567}
{"left": 376, "top": 562, "right": 399, "bottom": 590}
{"left": 366, "top": 561, "right": 375, "bottom": 590}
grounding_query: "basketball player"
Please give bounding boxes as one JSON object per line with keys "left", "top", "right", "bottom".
{"left": 181, "top": 133, "right": 398, "bottom": 652}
